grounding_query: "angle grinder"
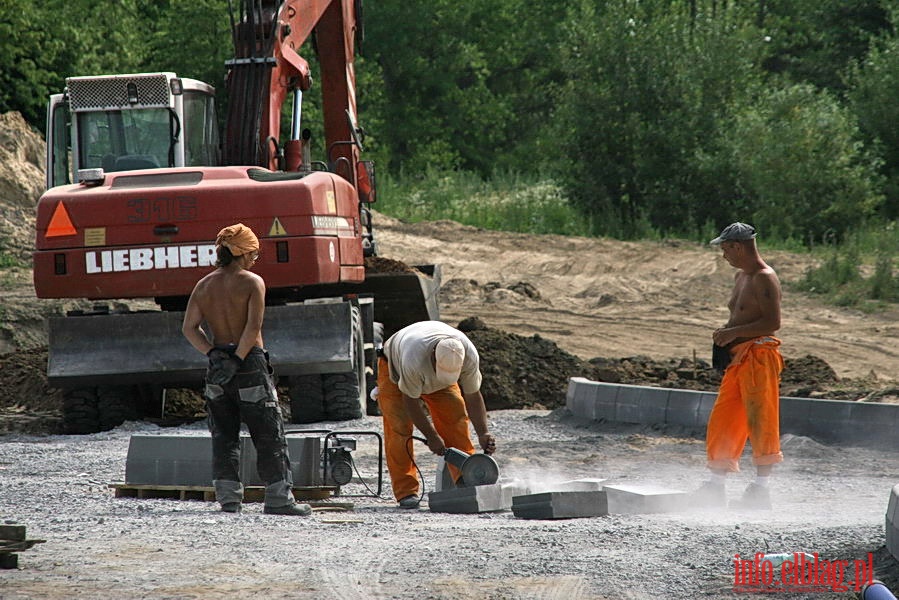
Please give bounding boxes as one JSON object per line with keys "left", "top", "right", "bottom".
{"left": 441, "top": 447, "right": 500, "bottom": 488}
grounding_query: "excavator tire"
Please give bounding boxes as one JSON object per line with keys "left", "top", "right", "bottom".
{"left": 288, "top": 375, "right": 326, "bottom": 424}
{"left": 98, "top": 385, "right": 138, "bottom": 431}
{"left": 323, "top": 372, "right": 363, "bottom": 421}
{"left": 323, "top": 305, "right": 365, "bottom": 421}
{"left": 63, "top": 388, "right": 100, "bottom": 434}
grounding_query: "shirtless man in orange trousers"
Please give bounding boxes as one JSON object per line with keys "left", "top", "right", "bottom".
{"left": 694, "top": 222, "right": 784, "bottom": 510}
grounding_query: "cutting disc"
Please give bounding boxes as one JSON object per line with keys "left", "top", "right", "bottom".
{"left": 459, "top": 453, "right": 499, "bottom": 487}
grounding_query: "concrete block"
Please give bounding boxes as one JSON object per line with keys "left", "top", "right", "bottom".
{"left": 803, "top": 400, "right": 853, "bottom": 443}
{"left": 125, "top": 436, "right": 213, "bottom": 486}
{"left": 587, "top": 382, "right": 619, "bottom": 421}
{"left": 697, "top": 392, "right": 718, "bottom": 422}
{"left": 615, "top": 385, "right": 669, "bottom": 425}
{"left": 566, "top": 377, "right": 592, "bottom": 418}
{"left": 511, "top": 490, "right": 608, "bottom": 520}
{"left": 125, "top": 434, "right": 321, "bottom": 487}
{"left": 779, "top": 396, "right": 811, "bottom": 436}
{"left": 603, "top": 483, "right": 689, "bottom": 514}
{"left": 846, "top": 403, "right": 899, "bottom": 447}
{"left": 428, "top": 484, "right": 510, "bottom": 514}
{"left": 887, "top": 522, "right": 899, "bottom": 562}
{"left": 887, "top": 484, "right": 899, "bottom": 523}
{"left": 666, "top": 390, "right": 702, "bottom": 428}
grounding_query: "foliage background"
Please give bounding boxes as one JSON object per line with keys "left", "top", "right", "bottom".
{"left": 1, "top": 0, "right": 897, "bottom": 250}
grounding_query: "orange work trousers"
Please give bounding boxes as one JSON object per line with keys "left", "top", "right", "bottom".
{"left": 706, "top": 337, "right": 784, "bottom": 472}
{"left": 377, "top": 357, "right": 476, "bottom": 501}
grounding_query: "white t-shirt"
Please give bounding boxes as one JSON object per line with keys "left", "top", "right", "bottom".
{"left": 383, "top": 321, "right": 482, "bottom": 398}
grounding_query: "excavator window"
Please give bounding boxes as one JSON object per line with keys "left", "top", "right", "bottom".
{"left": 78, "top": 108, "right": 172, "bottom": 173}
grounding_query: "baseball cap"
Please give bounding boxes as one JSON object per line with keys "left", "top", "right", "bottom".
{"left": 710, "top": 222, "right": 757, "bottom": 245}
{"left": 435, "top": 338, "right": 465, "bottom": 383}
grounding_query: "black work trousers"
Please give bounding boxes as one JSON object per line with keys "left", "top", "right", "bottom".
{"left": 204, "top": 347, "right": 293, "bottom": 500}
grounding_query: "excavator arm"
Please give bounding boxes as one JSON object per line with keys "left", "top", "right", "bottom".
{"left": 223, "top": 0, "right": 360, "bottom": 179}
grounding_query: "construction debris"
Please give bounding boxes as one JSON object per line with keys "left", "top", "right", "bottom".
{"left": 0, "top": 523, "right": 45, "bottom": 569}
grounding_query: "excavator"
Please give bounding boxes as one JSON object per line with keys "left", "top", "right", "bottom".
{"left": 33, "top": 0, "right": 440, "bottom": 434}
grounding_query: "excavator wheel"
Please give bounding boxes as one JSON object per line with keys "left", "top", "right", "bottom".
{"left": 323, "top": 372, "right": 363, "bottom": 421}
{"left": 323, "top": 305, "right": 366, "bottom": 421}
{"left": 97, "top": 385, "right": 138, "bottom": 431}
{"left": 62, "top": 388, "right": 100, "bottom": 434}
{"left": 288, "top": 375, "right": 326, "bottom": 424}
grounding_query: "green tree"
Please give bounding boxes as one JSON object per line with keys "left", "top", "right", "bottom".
{"left": 707, "top": 84, "right": 883, "bottom": 242}
{"left": 847, "top": 18, "right": 899, "bottom": 219}
{"left": 758, "top": 0, "right": 891, "bottom": 91}
{"left": 552, "top": 0, "right": 763, "bottom": 237}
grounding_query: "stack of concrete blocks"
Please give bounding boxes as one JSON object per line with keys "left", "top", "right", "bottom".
{"left": 124, "top": 434, "right": 321, "bottom": 487}
{"left": 888, "top": 484, "right": 899, "bottom": 563}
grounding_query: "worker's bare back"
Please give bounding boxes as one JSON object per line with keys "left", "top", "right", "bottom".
{"left": 191, "top": 267, "right": 265, "bottom": 348}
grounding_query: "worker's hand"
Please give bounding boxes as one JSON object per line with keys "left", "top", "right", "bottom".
{"left": 478, "top": 432, "right": 496, "bottom": 455}
{"left": 426, "top": 435, "right": 446, "bottom": 456}
{"left": 712, "top": 327, "right": 736, "bottom": 347}
{"left": 207, "top": 349, "right": 241, "bottom": 386}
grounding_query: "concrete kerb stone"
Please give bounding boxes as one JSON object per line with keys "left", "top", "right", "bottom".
{"left": 615, "top": 385, "right": 669, "bottom": 424}
{"left": 566, "top": 378, "right": 899, "bottom": 451}
{"left": 778, "top": 396, "right": 812, "bottom": 436}
{"left": 666, "top": 389, "right": 703, "bottom": 428}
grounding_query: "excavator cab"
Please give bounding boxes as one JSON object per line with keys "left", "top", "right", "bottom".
{"left": 45, "top": 73, "right": 219, "bottom": 189}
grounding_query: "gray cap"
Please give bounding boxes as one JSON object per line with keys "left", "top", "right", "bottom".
{"left": 710, "top": 222, "right": 756, "bottom": 245}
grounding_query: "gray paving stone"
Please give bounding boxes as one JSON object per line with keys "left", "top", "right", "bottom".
{"left": 603, "top": 483, "right": 689, "bottom": 514}
{"left": 428, "top": 483, "right": 509, "bottom": 514}
{"left": 553, "top": 478, "right": 607, "bottom": 492}
{"left": 511, "top": 490, "right": 608, "bottom": 520}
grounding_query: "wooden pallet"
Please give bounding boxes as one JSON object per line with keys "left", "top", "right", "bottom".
{"left": 110, "top": 483, "right": 341, "bottom": 504}
{"left": 0, "top": 524, "right": 45, "bottom": 569}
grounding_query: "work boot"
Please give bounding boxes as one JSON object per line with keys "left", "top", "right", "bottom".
{"left": 730, "top": 482, "right": 772, "bottom": 510}
{"left": 221, "top": 502, "right": 242, "bottom": 513}
{"left": 688, "top": 480, "right": 727, "bottom": 509}
{"left": 398, "top": 494, "right": 420, "bottom": 509}
{"left": 263, "top": 502, "right": 312, "bottom": 516}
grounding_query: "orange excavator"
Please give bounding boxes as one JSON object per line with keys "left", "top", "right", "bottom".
{"left": 33, "top": 0, "right": 440, "bottom": 434}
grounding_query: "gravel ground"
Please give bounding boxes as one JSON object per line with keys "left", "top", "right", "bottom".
{"left": 1, "top": 408, "right": 898, "bottom": 599}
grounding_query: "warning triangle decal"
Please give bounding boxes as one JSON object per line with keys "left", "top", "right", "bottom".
{"left": 269, "top": 217, "right": 288, "bottom": 236}
{"left": 47, "top": 202, "right": 77, "bottom": 237}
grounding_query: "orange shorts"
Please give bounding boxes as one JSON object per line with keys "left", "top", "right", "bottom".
{"left": 706, "top": 337, "right": 784, "bottom": 472}
{"left": 376, "top": 357, "right": 475, "bottom": 501}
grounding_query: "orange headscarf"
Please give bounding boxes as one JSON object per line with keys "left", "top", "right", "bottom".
{"left": 215, "top": 223, "right": 259, "bottom": 257}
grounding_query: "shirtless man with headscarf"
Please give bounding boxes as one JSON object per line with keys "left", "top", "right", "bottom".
{"left": 692, "top": 222, "right": 784, "bottom": 511}
{"left": 182, "top": 223, "right": 310, "bottom": 516}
